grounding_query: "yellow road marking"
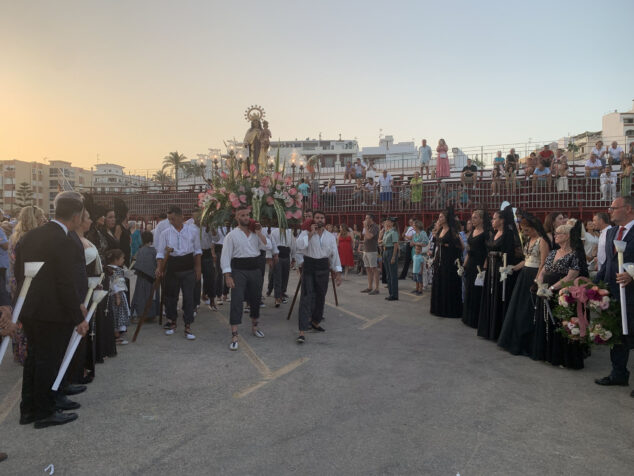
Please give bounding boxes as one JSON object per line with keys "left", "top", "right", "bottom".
{"left": 234, "top": 357, "right": 309, "bottom": 399}
{"left": 0, "top": 377, "right": 22, "bottom": 425}
{"left": 360, "top": 315, "right": 388, "bottom": 330}
{"left": 325, "top": 302, "right": 368, "bottom": 322}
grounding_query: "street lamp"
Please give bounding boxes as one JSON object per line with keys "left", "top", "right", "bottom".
{"left": 291, "top": 156, "right": 296, "bottom": 183}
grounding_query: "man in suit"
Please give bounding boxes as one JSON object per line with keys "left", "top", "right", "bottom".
{"left": 595, "top": 196, "right": 634, "bottom": 398}
{"left": 0, "top": 278, "right": 15, "bottom": 461}
{"left": 16, "top": 191, "right": 89, "bottom": 428}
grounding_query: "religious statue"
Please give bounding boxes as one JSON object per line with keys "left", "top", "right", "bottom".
{"left": 258, "top": 120, "right": 272, "bottom": 172}
{"left": 243, "top": 105, "right": 267, "bottom": 175}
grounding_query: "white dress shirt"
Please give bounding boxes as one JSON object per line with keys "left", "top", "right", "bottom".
{"left": 296, "top": 229, "right": 342, "bottom": 272}
{"left": 271, "top": 228, "right": 296, "bottom": 260}
{"left": 378, "top": 174, "right": 393, "bottom": 192}
{"left": 152, "top": 219, "right": 170, "bottom": 248}
{"left": 200, "top": 227, "right": 214, "bottom": 250}
{"left": 51, "top": 219, "right": 69, "bottom": 235}
{"left": 156, "top": 224, "right": 202, "bottom": 259}
{"left": 220, "top": 228, "right": 268, "bottom": 274}
{"left": 597, "top": 225, "right": 613, "bottom": 268}
{"left": 211, "top": 226, "right": 228, "bottom": 246}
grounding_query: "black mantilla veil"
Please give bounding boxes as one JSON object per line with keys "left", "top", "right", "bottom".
{"left": 517, "top": 209, "right": 552, "bottom": 250}
{"left": 569, "top": 218, "right": 589, "bottom": 278}
{"left": 113, "top": 198, "right": 129, "bottom": 225}
{"left": 499, "top": 205, "right": 523, "bottom": 263}
{"left": 83, "top": 193, "right": 106, "bottom": 223}
{"left": 471, "top": 209, "right": 492, "bottom": 236}
{"left": 442, "top": 206, "right": 462, "bottom": 246}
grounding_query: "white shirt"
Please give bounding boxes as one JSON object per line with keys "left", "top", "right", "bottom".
{"left": 211, "top": 226, "right": 227, "bottom": 245}
{"left": 366, "top": 168, "right": 376, "bottom": 180}
{"left": 591, "top": 147, "right": 606, "bottom": 159}
{"left": 608, "top": 146, "right": 623, "bottom": 161}
{"left": 156, "top": 224, "right": 202, "bottom": 259}
{"left": 152, "top": 219, "right": 170, "bottom": 247}
{"left": 354, "top": 163, "right": 365, "bottom": 174}
{"left": 597, "top": 225, "right": 613, "bottom": 268}
{"left": 600, "top": 172, "right": 617, "bottom": 186}
{"left": 296, "top": 229, "right": 342, "bottom": 272}
{"left": 378, "top": 174, "right": 393, "bottom": 192}
{"left": 271, "top": 228, "right": 296, "bottom": 260}
{"left": 220, "top": 227, "right": 268, "bottom": 274}
{"left": 265, "top": 235, "right": 275, "bottom": 259}
{"left": 404, "top": 226, "right": 415, "bottom": 242}
{"left": 200, "top": 227, "right": 214, "bottom": 250}
{"left": 585, "top": 159, "right": 602, "bottom": 169}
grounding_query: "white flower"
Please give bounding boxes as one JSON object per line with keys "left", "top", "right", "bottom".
{"left": 571, "top": 328, "right": 580, "bottom": 335}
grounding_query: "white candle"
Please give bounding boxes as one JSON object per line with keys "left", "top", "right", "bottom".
{"left": 614, "top": 240, "right": 629, "bottom": 336}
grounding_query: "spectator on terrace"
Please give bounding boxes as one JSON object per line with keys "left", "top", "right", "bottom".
{"left": 620, "top": 155, "right": 632, "bottom": 197}
{"left": 297, "top": 178, "right": 310, "bottom": 205}
{"left": 430, "top": 182, "right": 447, "bottom": 209}
{"left": 505, "top": 148, "right": 519, "bottom": 173}
{"left": 591, "top": 140, "right": 607, "bottom": 167}
{"left": 585, "top": 154, "right": 603, "bottom": 178}
{"left": 628, "top": 142, "right": 634, "bottom": 162}
{"left": 458, "top": 186, "right": 472, "bottom": 209}
{"left": 365, "top": 161, "right": 377, "bottom": 182}
{"left": 493, "top": 151, "right": 505, "bottom": 169}
{"left": 364, "top": 178, "right": 377, "bottom": 205}
{"left": 378, "top": 169, "right": 394, "bottom": 208}
{"left": 323, "top": 179, "right": 336, "bottom": 206}
{"left": 553, "top": 148, "right": 567, "bottom": 167}
{"left": 600, "top": 165, "right": 617, "bottom": 202}
{"left": 491, "top": 165, "right": 503, "bottom": 196}
{"left": 399, "top": 179, "right": 411, "bottom": 207}
{"left": 531, "top": 161, "right": 551, "bottom": 192}
{"left": 607, "top": 141, "right": 624, "bottom": 166}
{"left": 538, "top": 144, "right": 554, "bottom": 168}
{"left": 505, "top": 161, "right": 517, "bottom": 195}
{"left": 461, "top": 158, "right": 477, "bottom": 190}
{"left": 436, "top": 139, "right": 450, "bottom": 179}
{"left": 353, "top": 158, "right": 366, "bottom": 179}
{"left": 419, "top": 139, "right": 432, "bottom": 179}
{"left": 524, "top": 152, "right": 537, "bottom": 178}
{"left": 352, "top": 178, "right": 364, "bottom": 205}
{"left": 555, "top": 159, "right": 569, "bottom": 192}
{"left": 343, "top": 161, "right": 353, "bottom": 183}
{"left": 410, "top": 171, "right": 423, "bottom": 206}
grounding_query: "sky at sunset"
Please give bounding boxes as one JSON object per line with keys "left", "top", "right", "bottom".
{"left": 1, "top": 0, "right": 633, "bottom": 172}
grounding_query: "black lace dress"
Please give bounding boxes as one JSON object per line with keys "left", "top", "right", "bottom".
{"left": 462, "top": 231, "right": 489, "bottom": 328}
{"left": 477, "top": 230, "right": 522, "bottom": 340}
{"left": 430, "top": 231, "right": 463, "bottom": 318}
{"left": 530, "top": 250, "right": 584, "bottom": 369}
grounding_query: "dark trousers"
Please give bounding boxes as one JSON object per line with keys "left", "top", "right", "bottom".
{"left": 610, "top": 342, "right": 630, "bottom": 380}
{"left": 229, "top": 268, "right": 263, "bottom": 325}
{"left": 399, "top": 244, "right": 412, "bottom": 279}
{"left": 201, "top": 256, "right": 215, "bottom": 300}
{"left": 298, "top": 265, "right": 329, "bottom": 331}
{"left": 267, "top": 261, "right": 275, "bottom": 294}
{"left": 21, "top": 320, "right": 74, "bottom": 419}
{"left": 384, "top": 248, "right": 399, "bottom": 299}
{"left": 274, "top": 256, "right": 291, "bottom": 299}
{"left": 214, "top": 245, "right": 228, "bottom": 298}
{"left": 193, "top": 280, "right": 201, "bottom": 307}
{"left": 165, "top": 269, "right": 195, "bottom": 325}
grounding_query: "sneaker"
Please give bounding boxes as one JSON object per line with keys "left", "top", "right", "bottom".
{"left": 229, "top": 340, "right": 238, "bottom": 351}
{"left": 116, "top": 338, "right": 129, "bottom": 345}
{"left": 282, "top": 298, "right": 288, "bottom": 304}
{"left": 203, "top": 298, "right": 210, "bottom": 305}
{"left": 368, "top": 289, "right": 379, "bottom": 295}
{"left": 296, "top": 335, "right": 305, "bottom": 344}
{"left": 193, "top": 311, "right": 197, "bottom": 318}
{"left": 184, "top": 329, "right": 196, "bottom": 340}
{"left": 165, "top": 329, "right": 175, "bottom": 336}
{"left": 208, "top": 304, "right": 219, "bottom": 311}
{"left": 260, "top": 302, "right": 266, "bottom": 308}
{"left": 224, "top": 296, "right": 231, "bottom": 303}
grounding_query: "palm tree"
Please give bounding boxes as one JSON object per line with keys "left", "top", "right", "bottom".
{"left": 162, "top": 151, "right": 187, "bottom": 190}
{"left": 153, "top": 170, "right": 173, "bottom": 191}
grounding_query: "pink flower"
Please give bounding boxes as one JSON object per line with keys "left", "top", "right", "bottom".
{"left": 296, "top": 198, "right": 303, "bottom": 207}
{"left": 229, "top": 192, "right": 237, "bottom": 201}
{"left": 285, "top": 211, "right": 292, "bottom": 219}
{"left": 289, "top": 188, "right": 297, "bottom": 196}
{"left": 219, "top": 187, "right": 226, "bottom": 194}
{"left": 266, "top": 196, "right": 274, "bottom": 205}
{"left": 263, "top": 187, "right": 270, "bottom": 194}
{"left": 216, "top": 202, "right": 221, "bottom": 210}
{"left": 238, "top": 186, "right": 245, "bottom": 192}
{"left": 598, "top": 289, "right": 609, "bottom": 296}
{"left": 239, "top": 194, "right": 247, "bottom": 203}
{"left": 220, "top": 172, "right": 228, "bottom": 179}
{"left": 273, "top": 172, "right": 282, "bottom": 181}
{"left": 231, "top": 199, "right": 241, "bottom": 208}
{"left": 292, "top": 210, "right": 302, "bottom": 219}
{"left": 599, "top": 300, "right": 610, "bottom": 310}
{"left": 243, "top": 171, "right": 250, "bottom": 177}
{"left": 565, "top": 295, "right": 575, "bottom": 304}
{"left": 276, "top": 184, "right": 281, "bottom": 191}
{"left": 284, "top": 176, "right": 292, "bottom": 185}
{"left": 285, "top": 198, "right": 294, "bottom": 207}
{"left": 250, "top": 164, "right": 257, "bottom": 174}
{"left": 198, "top": 193, "right": 205, "bottom": 200}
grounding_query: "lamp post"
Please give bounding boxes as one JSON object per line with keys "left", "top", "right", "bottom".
{"left": 299, "top": 161, "right": 304, "bottom": 182}
{"left": 291, "top": 157, "right": 296, "bottom": 183}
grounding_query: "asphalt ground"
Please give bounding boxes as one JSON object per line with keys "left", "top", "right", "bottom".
{"left": 0, "top": 272, "right": 633, "bottom": 476}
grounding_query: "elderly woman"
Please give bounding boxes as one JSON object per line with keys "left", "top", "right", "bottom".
{"left": 531, "top": 219, "right": 585, "bottom": 369}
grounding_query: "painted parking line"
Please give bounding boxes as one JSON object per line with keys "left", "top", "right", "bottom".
{"left": 325, "top": 302, "right": 368, "bottom": 322}
{"left": 234, "top": 357, "right": 309, "bottom": 399}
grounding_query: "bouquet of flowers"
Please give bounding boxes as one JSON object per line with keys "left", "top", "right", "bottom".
{"left": 552, "top": 277, "right": 621, "bottom": 346}
{"left": 198, "top": 150, "right": 303, "bottom": 231}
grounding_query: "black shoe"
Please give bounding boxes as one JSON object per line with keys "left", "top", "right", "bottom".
{"left": 34, "top": 410, "right": 78, "bottom": 429}
{"left": 0, "top": 452, "right": 6, "bottom": 462}
{"left": 594, "top": 376, "right": 629, "bottom": 386}
{"left": 19, "top": 413, "right": 37, "bottom": 425}
{"left": 310, "top": 323, "right": 325, "bottom": 332}
{"left": 63, "top": 384, "right": 87, "bottom": 396}
{"left": 55, "top": 394, "right": 81, "bottom": 411}
{"left": 77, "top": 375, "right": 94, "bottom": 385}
{"left": 386, "top": 297, "right": 399, "bottom": 301}
{"left": 296, "top": 335, "right": 305, "bottom": 344}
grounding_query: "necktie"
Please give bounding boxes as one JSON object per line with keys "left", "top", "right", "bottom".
{"left": 614, "top": 226, "right": 627, "bottom": 255}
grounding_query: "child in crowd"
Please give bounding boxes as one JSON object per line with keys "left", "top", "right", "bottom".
{"left": 130, "top": 231, "right": 157, "bottom": 321}
{"left": 412, "top": 244, "right": 424, "bottom": 294}
{"left": 105, "top": 249, "right": 131, "bottom": 345}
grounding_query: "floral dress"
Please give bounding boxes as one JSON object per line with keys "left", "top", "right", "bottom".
{"left": 107, "top": 265, "right": 131, "bottom": 331}
{"left": 410, "top": 177, "right": 423, "bottom": 203}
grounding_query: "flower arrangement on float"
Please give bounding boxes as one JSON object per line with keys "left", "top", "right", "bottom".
{"left": 198, "top": 150, "right": 303, "bottom": 231}
{"left": 552, "top": 277, "right": 621, "bottom": 346}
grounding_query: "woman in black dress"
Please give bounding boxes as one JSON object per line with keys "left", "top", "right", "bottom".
{"left": 462, "top": 209, "right": 491, "bottom": 328}
{"left": 498, "top": 212, "right": 551, "bottom": 355}
{"left": 531, "top": 219, "right": 586, "bottom": 369}
{"left": 477, "top": 206, "right": 522, "bottom": 340}
{"left": 430, "top": 207, "right": 464, "bottom": 318}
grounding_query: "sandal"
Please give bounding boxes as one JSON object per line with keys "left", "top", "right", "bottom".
{"left": 229, "top": 331, "right": 239, "bottom": 351}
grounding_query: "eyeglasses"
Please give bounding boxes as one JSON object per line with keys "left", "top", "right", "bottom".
{"left": 608, "top": 206, "right": 625, "bottom": 211}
